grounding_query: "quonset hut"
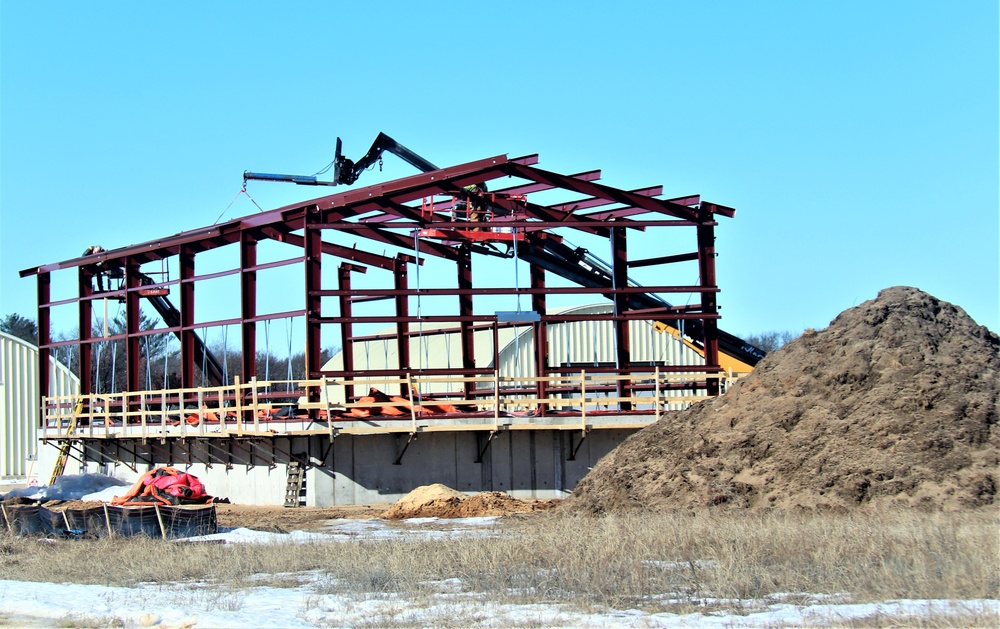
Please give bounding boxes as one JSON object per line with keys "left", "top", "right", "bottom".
{"left": 20, "top": 146, "right": 763, "bottom": 506}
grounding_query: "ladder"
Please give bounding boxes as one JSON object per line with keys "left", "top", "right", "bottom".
{"left": 284, "top": 461, "right": 305, "bottom": 508}
{"left": 49, "top": 399, "right": 83, "bottom": 484}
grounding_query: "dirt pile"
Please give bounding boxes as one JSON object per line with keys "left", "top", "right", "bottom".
{"left": 381, "top": 484, "right": 556, "bottom": 519}
{"left": 563, "top": 287, "right": 999, "bottom": 513}
{"left": 381, "top": 484, "right": 467, "bottom": 520}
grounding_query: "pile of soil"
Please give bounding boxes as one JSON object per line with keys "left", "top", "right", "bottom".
{"left": 381, "top": 484, "right": 468, "bottom": 520}
{"left": 563, "top": 287, "right": 999, "bottom": 513}
{"left": 381, "top": 484, "right": 556, "bottom": 519}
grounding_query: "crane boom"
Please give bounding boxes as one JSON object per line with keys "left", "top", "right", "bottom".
{"left": 243, "top": 133, "right": 437, "bottom": 187}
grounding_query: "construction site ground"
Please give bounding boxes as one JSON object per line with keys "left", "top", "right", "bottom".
{"left": 21, "top": 485, "right": 560, "bottom": 534}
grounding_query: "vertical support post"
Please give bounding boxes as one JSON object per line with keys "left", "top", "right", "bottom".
{"left": 611, "top": 226, "right": 632, "bottom": 410}
{"left": 457, "top": 245, "right": 476, "bottom": 397}
{"left": 240, "top": 231, "right": 258, "bottom": 385}
{"left": 125, "top": 257, "right": 142, "bottom": 394}
{"left": 304, "top": 206, "right": 323, "bottom": 408}
{"left": 179, "top": 246, "right": 196, "bottom": 390}
{"left": 530, "top": 262, "right": 547, "bottom": 416}
{"left": 78, "top": 268, "right": 94, "bottom": 396}
{"left": 697, "top": 219, "right": 721, "bottom": 396}
{"left": 37, "top": 273, "right": 51, "bottom": 426}
{"left": 338, "top": 262, "right": 356, "bottom": 403}
{"left": 393, "top": 255, "right": 411, "bottom": 395}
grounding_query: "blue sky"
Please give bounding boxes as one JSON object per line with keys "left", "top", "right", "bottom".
{"left": 2, "top": 2, "right": 997, "bottom": 341}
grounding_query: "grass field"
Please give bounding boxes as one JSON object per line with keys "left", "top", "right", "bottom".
{"left": 1, "top": 508, "right": 997, "bottom": 626}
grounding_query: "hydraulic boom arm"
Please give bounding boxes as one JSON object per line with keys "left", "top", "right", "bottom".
{"left": 244, "top": 133, "right": 437, "bottom": 187}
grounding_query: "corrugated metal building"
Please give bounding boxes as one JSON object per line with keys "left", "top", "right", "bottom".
{"left": 0, "top": 332, "right": 79, "bottom": 480}
{"left": 322, "top": 304, "right": 705, "bottom": 402}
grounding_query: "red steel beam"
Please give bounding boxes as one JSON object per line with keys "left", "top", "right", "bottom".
{"left": 457, "top": 245, "right": 475, "bottom": 397}
{"left": 179, "top": 246, "right": 196, "bottom": 389}
{"left": 393, "top": 255, "right": 411, "bottom": 390}
{"left": 78, "top": 267, "right": 93, "bottom": 396}
{"left": 501, "top": 162, "right": 704, "bottom": 223}
{"left": 697, "top": 222, "right": 721, "bottom": 395}
{"left": 551, "top": 186, "right": 666, "bottom": 214}
{"left": 240, "top": 231, "right": 257, "bottom": 383}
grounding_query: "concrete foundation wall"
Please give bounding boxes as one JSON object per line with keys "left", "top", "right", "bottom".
{"left": 39, "top": 429, "right": 636, "bottom": 506}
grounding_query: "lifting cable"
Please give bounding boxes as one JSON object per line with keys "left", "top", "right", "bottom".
{"left": 222, "top": 325, "right": 229, "bottom": 385}
{"left": 201, "top": 326, "right": 209, "bottom": 387}
{"left": 144, "top": 335, "right": 152, "bottom": 390}
{"left": 264, "top": 320, "right": 271, "bottom": 392}
{"left": 412, "top": 231, "right": 424, "bottom": 407}
{"left": 214, "top": 182, "right": 265, "bottom": 225}
{"left": 514, "top": 234, "right": 524, "bottom": 382}
{"left": 285, "top": 317, "right": 293, "bottom": 392}
{"left": 110, "top": 340, "right": 118, "bottom": 395}
{"left": 95, "top": 343, "right": 104, "bottom": 394}
{"left": 107, "top": 302, "right": 124, "bottom": 394}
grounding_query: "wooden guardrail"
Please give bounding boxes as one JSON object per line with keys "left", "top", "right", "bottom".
{"left": 41, "top": 369, "right": 743, "bottom": 439}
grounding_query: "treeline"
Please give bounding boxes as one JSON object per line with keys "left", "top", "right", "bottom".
{"left": 1, "top": 312, "right": 336, "bottom": 394}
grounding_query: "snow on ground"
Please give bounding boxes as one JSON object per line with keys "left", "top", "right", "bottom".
{"left": 2, "top": 475, "right": 998, "bottom": 627}
{"left": 191, "top": 516, "right": 502, "bottom": 545}
{"left": 0, "top": 577, "right": 995, "bottom": 629}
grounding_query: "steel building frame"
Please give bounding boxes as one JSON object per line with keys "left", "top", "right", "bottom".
{"left": 21, "top": 151, "right": 739, "bottom": 422}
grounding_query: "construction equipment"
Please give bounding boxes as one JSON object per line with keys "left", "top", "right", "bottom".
{"left": 244, "top": 132, "right": 438, "bottom": 187}
{"left": 244, "top": 133, "right": 766, "bottom": 368}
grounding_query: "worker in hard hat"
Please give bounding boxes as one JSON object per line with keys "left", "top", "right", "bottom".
{"left": 465, "top": 182, "right": 488, "bottom": 230}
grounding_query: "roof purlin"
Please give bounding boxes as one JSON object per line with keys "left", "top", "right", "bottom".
{"left": 500, "top": 162, "right": 706, "bottom": 223}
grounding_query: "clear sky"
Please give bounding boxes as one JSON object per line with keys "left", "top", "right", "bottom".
{"left": 2, "top": 2, "right": 997, "bottom": 340}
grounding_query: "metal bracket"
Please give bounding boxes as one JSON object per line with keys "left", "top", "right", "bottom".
{"left": 475, "top": 430, "right": 498, "bottom": 463}
{"left": 319, "top": 439, "right": 334, "bottom": 466}
{"left": 568, "top": 429, "right": 589, "bottom": 461}
{"left": 393, "top": 433, "right": 417, "bottom": 466}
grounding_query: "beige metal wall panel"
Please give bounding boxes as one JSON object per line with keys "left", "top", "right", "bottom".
{"left": 1, "top": 332, "right": 79, "bottom": 479}
{"left": 321, "top": 304, "right": 709, "bottom": 404}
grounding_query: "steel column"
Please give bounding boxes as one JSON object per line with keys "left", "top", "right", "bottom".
{"left": 125, "top": 258, "right": 142, "bottom": 393}
{"left": 78, "top": 268, "right": 94, "bottom": 396}
{"left": 304, "top": 207, "right": 323, "bottom": 407}
{"left": 240, "top": 231, "right": 258, "bottom": 384}
{"left": 179, "top": 246, "right": 196, "bottom": 390}
{"left": 611, "top": 227, "right": 632, "bottom": 410}
{"left": 697, "top": 220, "right": 721, "bottom": 395}
{"left": 338, "top": 262, "right": 358, "bottom": 402}
{"left": 531, "top": 262, "right": 547, "bottom": 416}
{"left": 37, "top": 273, "right": 51, "bottom": 424}
{"left": 393, "top": 255, "right": 411, "bottom": 387}
{"left": 457, "top": 245, "right": 476, "bottom": 397}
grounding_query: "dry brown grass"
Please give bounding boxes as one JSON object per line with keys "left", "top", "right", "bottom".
{"left": 1, "top": 508, "right": 996, "bottom": 618}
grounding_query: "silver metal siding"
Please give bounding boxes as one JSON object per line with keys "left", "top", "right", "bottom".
{"left": 0, "top": 332, "right": 79, "bottom": 479}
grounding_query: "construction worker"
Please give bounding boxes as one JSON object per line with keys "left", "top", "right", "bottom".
{"left": 465, "top": 182, "right": 488, "bottom": 229}
{"left": 82, "top": 245, "right": 106, "bottom": 291}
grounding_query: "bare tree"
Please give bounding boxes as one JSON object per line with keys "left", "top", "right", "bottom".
{"left": 741, "top": 330, "right": 800, "bottom": 353}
